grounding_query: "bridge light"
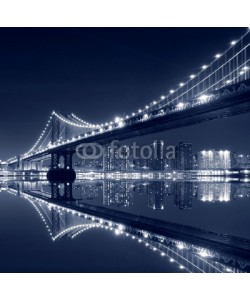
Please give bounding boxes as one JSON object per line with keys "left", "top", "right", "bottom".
{"left": 179, "top": 82, "right": 185, "bottom": 87}
{"left": 177, "top": 102, "right": 185, "bottom": 109}
{"left": 198, "top": 94, "right": 209, "bottom": 102}
{"left": 143, "top": 113, "right": 149, "bottom": 120}
{"left": 231, "top": 40, "right": 237, "bottom": 45}
{"left": 202, "top": 65, "right": 208, "bottom": 70}
{"left": 198, "top": 250, "right": 211, "bottom": 257}
{"left": 226, "top": 80, "right": 232, "bottom": 84}
{"left": 242, "top": 66, "right": 249, "bottom": 71}
{"left": 215, "top": 53, "right": 222, "bottom": 59}
{"left": 153, "top": 101, "right": 157, "bottom": 105}
{"left": 114, "top": 117, "right": 120, "bottom": 123}
{"left": 132, "top": 112, "right": 135, "bottom": 116}
{"left": 118, "top": 121, "right": 124, "bottom": 128}
{"left": 177, "top": 243, "right": 185, "bottom": 249}
{"left": 160, "top": 95, "right": 166, "bottom": 100}
{"left": 138, "top": 109, "right": 142, "bottom": 113}
{"left": 169, "top": 89, "right": 175, "bottom": 94}
{"left": 190, "top": 74, "right": 196, "bottom": 79}
{"left": 145, "top": 105, "right": 149, "bottom": 109}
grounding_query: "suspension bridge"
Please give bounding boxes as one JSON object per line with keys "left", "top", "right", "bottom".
{"left": 6, "top": 29, "right": 250, "bottom": 178}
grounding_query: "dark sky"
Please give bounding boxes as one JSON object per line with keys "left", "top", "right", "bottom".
{"left": 0, "top": 27, "right": 249, "bottom": 160}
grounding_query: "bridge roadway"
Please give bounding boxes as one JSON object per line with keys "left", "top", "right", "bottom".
{"left": 24, "top": 82, "right": 250, "bottom": 162}
{"left": 25, "top": 189, "right": 250, "bottom": 261}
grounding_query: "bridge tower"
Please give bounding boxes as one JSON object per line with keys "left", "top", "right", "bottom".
{"left": 52, "top": 113, "right": 60, "bottom": 145}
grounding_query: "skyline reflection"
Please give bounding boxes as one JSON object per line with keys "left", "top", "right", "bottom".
{"left": 1, "top": 177, "right": 250, "bottom": 273}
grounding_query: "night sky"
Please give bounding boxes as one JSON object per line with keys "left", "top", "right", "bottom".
{"left": 0, "top": 27, "right": 249, "bottom": 160}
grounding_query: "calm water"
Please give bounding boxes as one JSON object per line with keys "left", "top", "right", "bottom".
{"left": 0, "top": 178, "right": 250, "bottom": 272}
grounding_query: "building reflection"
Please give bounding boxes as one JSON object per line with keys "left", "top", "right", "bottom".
{"left": 197, "top": 182, "right": 231, "bottom": 202}
{"left": 174, "top": 182, "right": 195, "bottom": 209}
{"left": 148, "top": 182, "right": 165, "bottom": 210}
{"left": 103, "top": 181, "right": 134, "bottom": 207}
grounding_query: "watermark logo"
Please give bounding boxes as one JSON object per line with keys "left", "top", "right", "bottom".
{"left": 76, "top": 140, "right": 175, "bottom": 160}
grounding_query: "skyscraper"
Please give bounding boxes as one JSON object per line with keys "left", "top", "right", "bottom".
{"left": 103, "top": 145, "right": 117, "bottom": 171}
{"left": 175, "top": 142, "right": 193, "bottom": 170}
{"left": 150, "top": 140, "right": 164, "bottom": 171}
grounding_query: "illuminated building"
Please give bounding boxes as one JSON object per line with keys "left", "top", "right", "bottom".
{"left": 197, "top": 150, "right": 231, "bottom": 170}
{"left": 175, "top": 142, "right": 193, "bottom": 170}
{"left": 231, "top": 152, "right": 250, "bottom": 169}
{"left": 150, "top": 140, "right": 164, "bottom": 171}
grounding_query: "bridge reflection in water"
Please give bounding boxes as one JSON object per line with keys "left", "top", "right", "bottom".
{"left": 3, "top": 179, "right": 250, "bottom": 273}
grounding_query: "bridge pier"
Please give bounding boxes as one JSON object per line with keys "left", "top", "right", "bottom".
{"left": 51, "top": 182, "right": 73, "bottom": 201}
{"left": 47, "top": 150, "right": 76, "bottom": 182}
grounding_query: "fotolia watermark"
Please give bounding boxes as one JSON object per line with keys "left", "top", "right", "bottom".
{"left": 76, "top": 140, "right": 176, "bottom": 160}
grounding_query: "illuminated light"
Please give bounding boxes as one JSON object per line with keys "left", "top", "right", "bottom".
{"left": 179, "top": 265, "right": 184, "bottom": 269}
{"left": 170, "top": 258, "right": 175, "bottom": 262}
{"left": 118, "top": 121, "right": 124, "bottom": 128}
{"left": 153, "top": 247, "right": 157, "bottom": 251}
{"left": 190, "top": 74, "right": 196, "bottom": 79}
{"left": 153, "top": 101, "right": 157, "bottom": 105}
{"left": 138, "top": 109, "right": 142, "bottom": 113}
{"left": 145, "top": 105, "right": 149, "bottom": 109}
{"left": 143, "top": 113, "right": 149, "bottom": 120}
{"left": 215, "top": 53, "right": 222, "bottom": 59}
{"left": 161, "top": 252, "right": 165, "bottom": 256}
{"left": 177, "top": 243, "right": 185, "bottom": 250}
{"left": 226, "top": 268, "right": 233, "bottom": 272}
{"left": 202, "top": 65, "right": 208, "bottom": 70}
{"left": 118, "top": 225, "right": 124, "bottom": 231}
{"left": 169, "top": 89, "right": 175, "bottom": 94}
{"left": 179, "top": 82, "right": 185, "bottom": 87}
{"left": 177, "top": 102, "right": 185, "bottom": 109}
{"left": 239, "top": 71, "right": 244, "bottom": 75}
{"left": 160, "top": 95, "right": 166, "bottom": 100}
{"left": 198, "top": 250, "right": 211, "bottom": 258}
{"left": 132, "top": 113, "right": 135, "bottom": 116}
{"left": 114, "top": 117, "right": 120, "bottom": 123}
{"left": 198, "top": 94, "right": 209, "bottom": 101}
{"left": 226, "top": 80, "right": 232, "bottom": 84}
{"left": 242, "top": 66, "right": 249, "bottom": 71}
{"left": 231, "top": 40, "right": 237, "bottom": 45}
{"left": 115, "top": 229, "right": 121, "bottom": 235}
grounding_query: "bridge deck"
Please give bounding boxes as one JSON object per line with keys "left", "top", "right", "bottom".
{"left": 24, "top": 88, "right": 250, "bottom": 161}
